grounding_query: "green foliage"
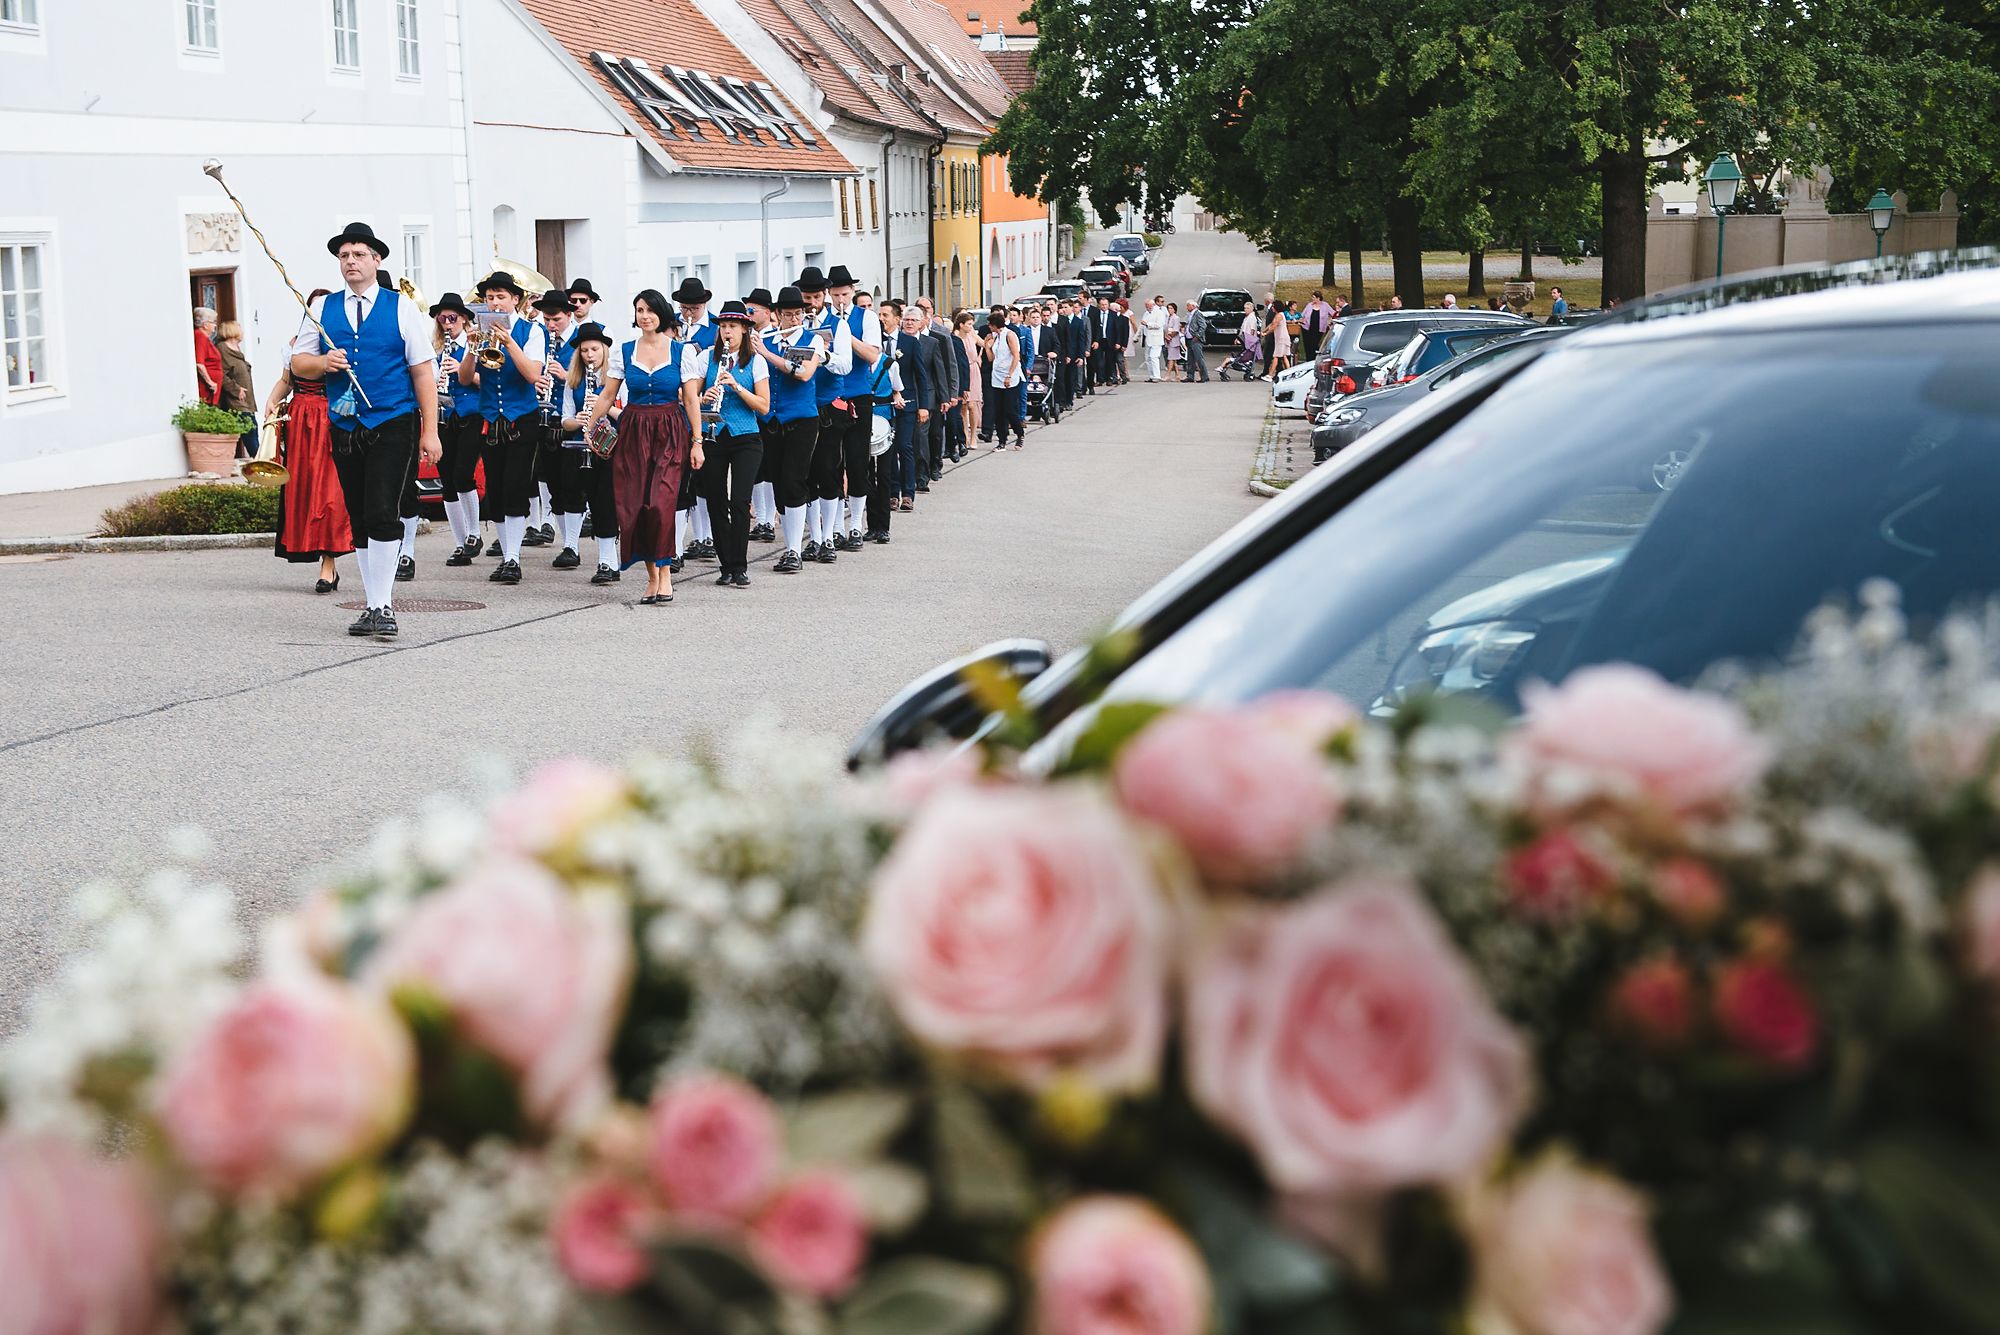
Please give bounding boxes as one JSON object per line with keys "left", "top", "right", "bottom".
{"left": 1142, "top": 231, "right": 1164, "bottom": 248}
{"left": 171, "top": 399, "right": 255, "bottom": 434}
{"left": 98, "top": 484, "right": 281, "bottom": 537}
{"left": 838, "top": 1258, "right": 1007, "bottom": 1335}
{"left": 1052, "top": 701, "right": 1168, "bottom": 776}
{"left": 646, "top": 1237, "right": 783, "bottom": 1335}
{"left": 930, "top": 1079, "right": 1037, "bottom": 1225}
{"left": 1858, "top": 1133, "right": 2000, "bottom": 1329}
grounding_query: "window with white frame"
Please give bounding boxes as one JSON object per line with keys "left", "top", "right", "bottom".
{"left": 394, "top": 0, "right": 419, "bottom": 77}
{"left": 183, "top": 0, "right": 218, "bottom": 52}
{"left": 1, "top": 236, "right": 55, "bottom": 396}
{"left": 401, "top": 226, "right": 429, "bottom": 294}
{"left": 669, "top": 263, "right": 688, "bottom": 292}
{"left": 331, "top": 0, "right": 360, "bottom": 70}
{"left": 0, "top": 0, "right": 39, "bottom": 29}
{"left": 694, "top": 261, "right": 710, "bottom": 289}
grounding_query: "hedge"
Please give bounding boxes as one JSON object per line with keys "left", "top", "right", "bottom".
{"left": 99, "top": 484, "right": 281, "bottom": 537}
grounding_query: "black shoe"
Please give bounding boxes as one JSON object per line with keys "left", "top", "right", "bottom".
{"left": 802, "top": 539, "right": 820, "bottom": 561}
{"left": 671, "top": 555, "right": 685, "bottom": 574}
{"left": 315, "top": 574, "right": 340, "bottom": 593}
{"left": 463, "top": 535, "right": 485, "bottom": 557}
{"left": 396, "top": 555, "right": 415, "bottom": 582}
{"left": 915, "top": 482, "right": 930, "bottom": 493}
{"left": 553, "top": 547, "right": 581, "bottom": 569}
{"left": 871, "top": 530, "right": 891, "bottom": 544}
{"left": 580, "top": 515, "right": 594, "bottom": 539}
{"left": 374, "top": 609, "right": 398, "bottom": 639}
{"left": 590, "top": 564, "right": 619, "bottom": 585}
{"left": 815, "top": 541, "right": 837, "bottom": 564}
{"left": 829, "top": 531, "right": 850, "bottom": 552}
{"left": 540, "top": 522, "right": 556, "bottom": 544}
{"left": 730, "top": 571, "right": 751, "bottom": 587}
{"left": 520, "top": 526, "right": 547, "bottom": 547}
{"left": 347, "top": 608, "right": 379, "bottom": 636}
{"left": 716, "top": 570, "right": 734, "bottom": 586}
{"left": 445, "top": 545, "right": 473, "bottom": 567}
{"left": 847, "top": 529, "right": 864, "bottom": 551}
{"left": 638, "top": 594, "right": 658, "bottom": 606}
{"left": 491, "top": 559, "right": 522, "bottom": 584}
{"left": 776, "top": 549, "right": 801, "bottom": 573}
{"left": 930, "top": 469, "right": 944, "bottom": 481}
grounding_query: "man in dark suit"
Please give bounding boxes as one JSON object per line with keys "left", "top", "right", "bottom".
{"left": 917, "top": 297, "right": 957, "bottom": 485}
{"left": 887, "top": 299, "right": 931, "bottom": 517}
{"left": 1088, "top": 296, "right": 1113, "bottom": 391}
{"left": 1058, "top": 299, "right": 1088, "bottom": 408}
{"left": 1107, "top": 300, "right": 1132, "bottom": 385}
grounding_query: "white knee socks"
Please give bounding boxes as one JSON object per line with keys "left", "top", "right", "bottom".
{"left": 442, "top": 498, "right": 467, "bottom": 547}
{"left": 358, "top": 539, "right": 398, "bottom": 611}
{"left": 400, "top": 516, "right": 418, "bottom": 560}
{"left": 846, "top": 496, "right": 865, "bottom": 532}
{"left": 693, "top": 497, "right": 713, "bottom": 543}
{"left": 677, "top": 509, "right": 692, "bottom": 555}
{"left": 532, "top": 483, "right": 551, "bottom": 526}
{"left": 752, "top": 481, "right": 776, "bottom": 526}
{"left": 781, "top": 505, "right": 806, "bottom": 552}
{"left": 500, "top": 515, "right": 526, "bottom": 561}
{"left": 597, "top": 534, "right": 620, "bottom": 569}
{"left": 559, "top": 512, "right": 584, "bottom": 550}
{"left": 458, "top": 490, "right": 480, "bottom": 542}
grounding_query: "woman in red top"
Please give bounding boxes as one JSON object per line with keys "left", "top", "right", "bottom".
{"left": 193, "top": 308, "right": 224, "bottom": 405}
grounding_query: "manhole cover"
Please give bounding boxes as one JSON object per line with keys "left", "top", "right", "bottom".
{"left": 336, "top": 598, "right": 485, "bottom": 612}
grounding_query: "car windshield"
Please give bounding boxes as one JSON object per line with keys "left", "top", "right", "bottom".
{"left": 1432, "top": 336, "right": 1544, "bottom": 386}
{"left": 1109, "top": 238, "right": 1143, "bottom": 253}
{"left": 1201, "top": 292, "right": 1250, "bottom": 313}
{"left": 1095, "top": 325, "right": 2000, "bottom": 719}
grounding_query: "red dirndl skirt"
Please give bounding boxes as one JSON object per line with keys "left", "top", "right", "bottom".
{"left": 273, "top": 380, "right": 354, "bottom": 561}
{"left": 612, "top": 402, "right": 690, "bottom": 568}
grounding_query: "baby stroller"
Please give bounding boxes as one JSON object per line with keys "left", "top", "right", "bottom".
{"left": 1023, "top": 352, "right": 1062, "bottom": 424}
{"left": 1216, "top": 343, "right": 1259, "bottom": 381}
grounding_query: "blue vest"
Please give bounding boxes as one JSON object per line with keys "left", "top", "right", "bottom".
{"left": 622, "top": 339, "right": 686, "bottom": 406}
{"left": 766, "top": 327, "right": 818, "bottom": 424}
{"left": 706, "top": 352, "right": 762, "bottom": 437}
{"left": 478, "top": 316, "right": 541, "bottom": 422}
{"left": 686, "top": 319, "right": 718, "bottom": 354}
{"left": 319, "top": 289, "right": 417, "bottom": 429}
{"left": 811, "top": 308, "right": 844, "bottom": 406}
{"left": 839, "top": 304, "right": 877, "bottom": 398}
{"left": 439, "top": 337, "right": 476, "bottom": 418}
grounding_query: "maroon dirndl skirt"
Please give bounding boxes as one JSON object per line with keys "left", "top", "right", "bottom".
{"left": 612, "top": 402, "right": 690, "bottom": 568}
{"left": 273, "top": 380, "right": 355, "bottom": 561}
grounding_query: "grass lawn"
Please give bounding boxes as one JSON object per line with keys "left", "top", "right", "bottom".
{"left": 1275, "top": 271, "right": 1602, "bottom": 320}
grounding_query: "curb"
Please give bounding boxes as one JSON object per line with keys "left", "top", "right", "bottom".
{"left": 1249, "top": 400, "right": 1289, "bottom": 496}
{"left": 0, "top": 520, "right": 436, "bottom": 556}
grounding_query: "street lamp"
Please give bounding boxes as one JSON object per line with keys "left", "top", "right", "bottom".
{"left": 1704, "top": 152, "right": 1744, "bottom": 280}
{"left": 1866, "top": 188, "right": 1896, "bottom": 258}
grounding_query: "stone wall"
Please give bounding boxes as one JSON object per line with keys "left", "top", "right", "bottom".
{"left": 1645, "top": 169, "right": 1960, "bottom": 294}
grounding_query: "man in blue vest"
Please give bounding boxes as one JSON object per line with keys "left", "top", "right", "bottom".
{"left": 670, "top": 277, "right": 718, "bottom": 563}
{"left": 742, "top": 286, "right": 781, "bottom": 544}
{"left": 291, "top": 222, "right": 441, "bottom": 639}
{"left": 751, "top": 285, "right": 825, "bottom": 573}
{"left": 457, "top": 269, "right": 549, "bottom": 587}
{"left": 823, "top": 265, "right": 882, "bottom": 553}
{"left": 796, "top": 266, "right": 852, "bottom": 564}
{"left": 533, "top": 290, "right": 586, "bottom": 570}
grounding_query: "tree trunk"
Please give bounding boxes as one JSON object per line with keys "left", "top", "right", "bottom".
{"left": 1386, "top": 194, "right": 1425, "bottom": 309}
{"left": 1519, "top": 235, "right": 1534, "bottom": 280}
{"left": 1320, "top": 230, "right": 1340, "bottom": 288}
{"left": 1467, "top": 247, "right": 1486, "bottom": 297}
{"left": 1347, "top": 220, "right": 1365, "bottom": 307}
{"left": 1600, "top": 138, "right": 1649, "bottom": 304}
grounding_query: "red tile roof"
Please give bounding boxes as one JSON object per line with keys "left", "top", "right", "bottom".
{"left": 734, "top": 0, "right": 936, "bottom": 138}
{"left": 986, "top": 48, "right": 1033, "bottom": 94}
{"left": 956, "top": 5, "right": 1036, "bottom": 39}
{"left": 819, "top": 0, "right": 987, "bottom": 136}
{"left": 515, "top": 0, "right": 855, "bottom": 175}
{"left": 862, "top": 0, "right": 1016, "bottom": 126}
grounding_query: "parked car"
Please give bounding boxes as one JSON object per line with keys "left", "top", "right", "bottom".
{"left": 1078, "top": 266, "right": 1122, "bottom": 303}
{"left": 1312, "top": 327, "right": 1571, "bottom": 459}
{"left": 1268, "top": 360, "right": 1319, "bottom": 413}
{"left": 1371, "top": 322, "right": 1538, "bottom": 388}
{"left": 1041, "top": 279, "right": 1086, "bottom": 303}
{"left": 1088, "top": 256, "right": 1135, "bottom": 295}
{"left": 1105, "top": 233, "right": 1151, "bottom": 275}
{"left": 848, "top": 251, "right": 2000, "bottom": 768}
{"left": 1304, "top": 309, "right": 1527, "bottom": 417}
{"left": 1195, "top": 288, "right": 1255, "bottom": 347}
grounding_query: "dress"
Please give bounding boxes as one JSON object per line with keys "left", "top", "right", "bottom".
{"left": 613, "top": 340, "right": 693, "bottom": 569}
{"left": 1164, "top": 315, "right": 1184, "bottom": 362}
{"left": 273, "top": 379, "right": 355, "bottom": 561}
{"left": 1271, "top": 314, "right": 1293, "bottom": 361}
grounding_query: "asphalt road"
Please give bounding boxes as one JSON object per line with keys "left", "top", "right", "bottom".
{"left": 0, "top": 227, "right": 1275, "bottom": 1029}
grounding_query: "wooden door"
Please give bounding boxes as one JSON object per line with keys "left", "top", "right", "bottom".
{"left": 535, "top": 221, "right": 566, "bottom": 290}
{"left": 190, "top": 269, "right": 237, "bottom": 323}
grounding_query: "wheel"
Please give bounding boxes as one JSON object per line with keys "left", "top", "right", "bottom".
{"left": 1647, "top": 448, "right": 1691, "bottom": 492}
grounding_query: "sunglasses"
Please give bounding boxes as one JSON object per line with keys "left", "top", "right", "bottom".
{"left": 569, "top": 296, "right": 590, "bottom": 306}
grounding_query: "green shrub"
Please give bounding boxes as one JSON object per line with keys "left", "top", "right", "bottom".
{"left": 170, "top": 399, "right": 256, "bottom": 435}
{"left": 1142, "top": 231, "right": 1164, "bottom": 249}
{"left": 99, "top": 484, "right": 281, "bottom": 537}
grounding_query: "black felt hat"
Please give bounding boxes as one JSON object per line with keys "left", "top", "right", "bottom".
{"left": 714, "top": 300, "right": 758, "bottom": 326}
{"left": 573, "top": 321, "right": 613, "bottom": 347}
{"left": 672, "top": 277, "right": 713, "bottom": 305}
{"left": 795, "top": 266, "right": 827, "bottom": 293}
{"left": 774, "top": 285, "right": 806, "bottom": 311}
{"left": 824, "top": 264, "right": 858, "bottom": 289}
{"left": 326, "top": 221, "right": 390, "bottom": 259}
{"left": 745, "top": 287, "right": 775, "bottom": 310}
{"left": 477, "top": 269, "right": 525, "bottom": 298}
{"left": 428, "top": 291, "right": 473, "bottom": 320}
{"left": 566, "top": 277, "right": 602, "bottom": 301}
{"left": 532, "top": 290, "right": 570, "bottom": 314}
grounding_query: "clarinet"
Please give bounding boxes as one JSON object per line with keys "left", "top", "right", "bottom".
{"left": 536, "top": 326, "right": 563, "bottom": 428}
{"left": 578, "top": 365, "right": 600, "bottom": 468}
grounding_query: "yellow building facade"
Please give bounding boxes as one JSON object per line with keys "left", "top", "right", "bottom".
{"left": 931, "top": 137, "right": 984, "bottom": 315}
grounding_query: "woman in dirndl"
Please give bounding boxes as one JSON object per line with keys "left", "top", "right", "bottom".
{"left": 579, "top": 289, "right": 704, "bottom": 606}
{"left": 269, "top": 288, "right": 354, "bottom": 593}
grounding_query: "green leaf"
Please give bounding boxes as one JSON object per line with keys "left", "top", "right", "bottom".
{"left": 1169, "top": 1164, "right": 1339, "bottom": 1316}
{"left": 1857, "top": 1132, "right": 2000, "bottom": 1330}
{"left": 838, "top": 1257, "right": 1008, "bottom": 1335}
{"left": 1053, "top": 701, "right": 1170, "bottom": 775}
{"left": 842, "top": 1160, "right": 929, "bottom": 1236}
{"left": 784, "top": 1089, "right": 915, "bottom": 1167}
{"left": 931, "top": 1081, "right": 1037, "bottom": 1225}
{"left": 649, "top": 1236, "right": 782, "bottom": 1335}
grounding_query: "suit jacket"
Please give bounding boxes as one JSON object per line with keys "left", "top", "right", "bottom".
{"left": 1107, "top": 311, "right": 1130, "bottom": 348}
{"left": 1088, "top": 307, "right": 1111, "bottom": 347}
{"left": 921, "top": 327, "right": 954, "bottom": 407}
{"left": 1069, "top": 314, "right": 1091, "bottom": 358}
{"left": 1020, "top": 325, "right": 1046, "bottom": 366}
{"left": 894, "top": 331, "right": 931, "bottom": 411}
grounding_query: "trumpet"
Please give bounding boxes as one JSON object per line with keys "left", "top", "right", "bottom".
{"left": 473, "top": 319, "right": 509, "bottom": 371}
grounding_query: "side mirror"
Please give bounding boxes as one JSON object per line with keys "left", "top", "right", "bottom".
{"left": 845, "top": 638, "right": 1054, "bottom": 772}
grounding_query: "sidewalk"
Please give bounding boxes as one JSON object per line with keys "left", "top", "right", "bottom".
{"left": 0, "top": 478, "right": 181, "bottom": 541}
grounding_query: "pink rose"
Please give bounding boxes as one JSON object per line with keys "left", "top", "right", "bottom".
{"left": 1963, "top": 865, "right": 2000, "bottom": 987}
{"left": 1608, "top": 957, "right": 1695, "bottom": 1050}
{"left": 1510, "top": 666, "right": 1768, "bottom": 816}
{"left": 551, "top": 1177, "right": 652, "bottom": 1294}
{"left": 750, "top": 1171, "right": 868, "bottom": 1298}
{"left": 491, "top": 758, "right": 627, "bottom": 856}
{"left": 862, "top": 788, "right": 1169, "bottom": 1092}
{"left": 1467, "top": 1153, "right": 1672, "bottom": 1335}
{"left": 1245, "top": 689, "right": 1360, "bottom": 750}
{"left": 1504, "top": 828, "right": 1617, "bottom": 919}
{"left": 155, "top": 977, "right": 414, "bottom": 1197}
{"left": 365, "top": 858, "right": 632, "bottom": 1129}
{"left": 648, "top": 1073, "right": 782, "bottom": 1224}
{"left": 1186, "top": 880, "right": 1530, "bottom": 1194}
{"left": 1114, "top": 707, "right": 1340, "bottom": 884}
{"left": 1031, "top": 1197, "right": 1211, "bottom": 1335}
{"left": 1713, "top": 958, "right": 1818, "bottom": 1072}
{"left": 0, "top": 1133, "right": 162, "bottom": 1335}
{"left": 1651, "top": 858, "right": 1725, "bottom": 930}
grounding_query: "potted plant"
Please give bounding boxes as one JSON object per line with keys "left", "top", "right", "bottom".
{"left": 171, "top": 400, "right": 255, "bottom": 477}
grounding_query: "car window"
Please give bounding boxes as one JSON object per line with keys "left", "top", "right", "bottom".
{"left": 1358, "top": 323, "right": 1420, "bottom": 353}
{"left": 1432, "top": 338, "right": 1542, "bottom": 386}
{"left": 1093, "top": 326, "right": 2000, "bottom": 720}
{"left": 1388, "top": 336, "right": 1426, "bottom": 379}
{"left": 1418, "top": 327, "right": 1520, "bottom": 373}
